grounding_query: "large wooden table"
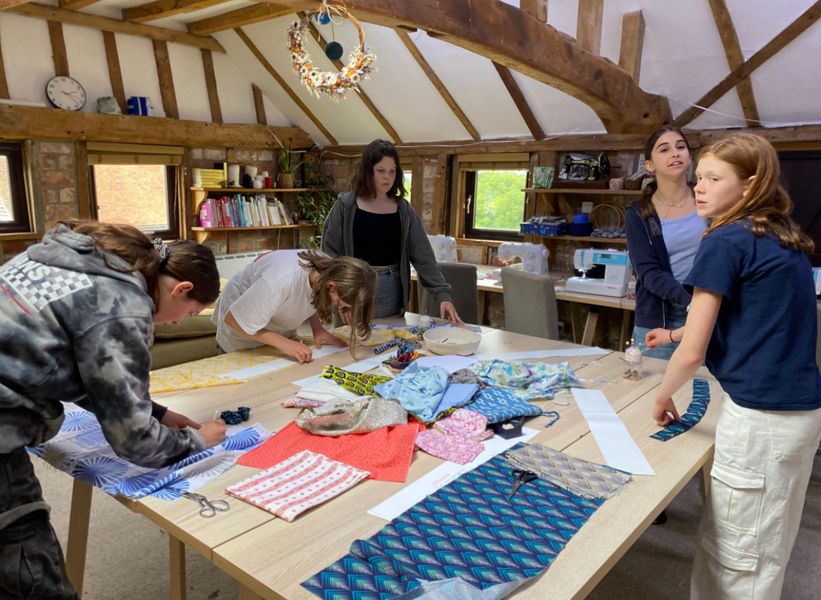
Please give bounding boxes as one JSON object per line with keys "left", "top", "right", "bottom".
{"left": 64, "top": 316, "right": 719, "bottom": 599}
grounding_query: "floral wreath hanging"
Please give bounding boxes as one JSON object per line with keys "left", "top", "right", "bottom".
{"left": 287, "top": 0, "right": 376, "bottom": 100}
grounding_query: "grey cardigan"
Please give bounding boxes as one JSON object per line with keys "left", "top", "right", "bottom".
{"left": 321, "top": 191, "right": 452, "bottom": 309}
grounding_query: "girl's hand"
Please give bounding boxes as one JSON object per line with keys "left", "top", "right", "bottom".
{"left": 279, "top": 338, "right": 313, "bottom": 363}
{"left": 652, "top": 394, "right": 680, "bottom": 426}
{"left": 645, "top": 328, "right": 670, "bottom": 348}
{"left": 199, "top": 419, "right": 227, "bottom": 448}
{"left": 314, "top": 328, "right": 348, "bottom": 348}
{"left": 440, "top": 301, "right": 463, "bottom": 324}
{"left": 161, "top": 410, "right": 200, "bottom": 430}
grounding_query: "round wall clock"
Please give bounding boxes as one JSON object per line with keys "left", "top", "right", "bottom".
{"left": 45, "top": 75, "right": 86, "bottom": 111}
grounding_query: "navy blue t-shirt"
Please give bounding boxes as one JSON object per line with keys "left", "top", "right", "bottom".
{"left": 685, "top": 222, "right": 821, "bottom": 411}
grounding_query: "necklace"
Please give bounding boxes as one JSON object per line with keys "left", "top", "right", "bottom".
{"left": 654, "top": 189, "right": 692, "bottom": 217}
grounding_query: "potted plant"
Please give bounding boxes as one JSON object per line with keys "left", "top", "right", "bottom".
{"left": 296, "top": 189, "right": 337, "bottom": 249}
{"left": 276, "top": 140, "right": 303, "bottom": 189}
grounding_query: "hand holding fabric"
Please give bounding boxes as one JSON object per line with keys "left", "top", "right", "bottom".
{"left": 199, "top": 419, "right": 227, "bottom": 448}
{"left": 652, "top": 394, "right": 680, "bottom": 426}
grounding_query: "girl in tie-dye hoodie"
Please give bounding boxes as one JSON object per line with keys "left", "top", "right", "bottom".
{"left": 0, "top": 220, "right": 225, "bottom": 599}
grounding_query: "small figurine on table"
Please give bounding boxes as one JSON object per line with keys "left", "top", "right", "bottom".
{"left": 623, "top": 338, "right": 643, "bottom": 381}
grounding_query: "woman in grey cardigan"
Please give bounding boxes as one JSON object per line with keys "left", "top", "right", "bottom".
{"left": 322, "top": 139, "right": 461, "bottom": 321}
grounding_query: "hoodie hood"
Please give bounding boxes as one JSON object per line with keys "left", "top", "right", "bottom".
{"left": 27, "top": 224, "right": 148, "bottom": 293}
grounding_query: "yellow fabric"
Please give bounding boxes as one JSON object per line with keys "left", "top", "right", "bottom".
{"left": 332, "top": 326, "right": 418, "bottom": 347}
{"left": 149, "top": 347, "right": 284, "bottom": 394}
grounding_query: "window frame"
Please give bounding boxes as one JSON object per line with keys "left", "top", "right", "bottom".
{"left": 88, "top": 154, "right": 182, "bottom": 240}
{"left": 0, "top": 141, "right": 32, "bottom": 234}
{"left": 462, "top": 164, "right": 529, "bottom": 242}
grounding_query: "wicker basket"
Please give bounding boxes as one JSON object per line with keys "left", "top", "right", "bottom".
{"left": 590, "top": 203, "right": 625, "bottom": 229}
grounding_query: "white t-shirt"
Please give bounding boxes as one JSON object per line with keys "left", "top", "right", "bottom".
{"left": 214, "top": 250, "right": 316, "bottom": 353}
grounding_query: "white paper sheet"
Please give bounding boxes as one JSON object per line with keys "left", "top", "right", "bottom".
{"left": 572, "top": 388, "right": 655, "bottom": 475}
{"left": 367, "top": 427, "right": 540, "bottom": 521}
{"left": 219, "top": 345, "right": 345, "bottom": 380}
{"left": 414, "top": 346, "right": 609, "bottom": 374}
{"left": 344, "top": 350, "right": 395, "bottom": 373}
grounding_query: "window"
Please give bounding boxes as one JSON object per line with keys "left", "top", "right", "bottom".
{"left": 87, "top": 143, "right": 182, "bottom": 239}
{"left": 402, "top": 170, "right": 412, "bottom": 203}
{"left": 461, "top": 154, "right": 530, "bottom": 240}
{"left": 0, "top": 142, "right": 31, "bottom": 234}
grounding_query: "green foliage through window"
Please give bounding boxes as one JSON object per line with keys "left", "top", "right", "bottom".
{"left": 473, "top": 170, "right": 527, "bottom": 231}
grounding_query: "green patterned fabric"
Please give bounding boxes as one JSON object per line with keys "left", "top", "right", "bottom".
{"left": 321, "top": 365, "right": 392, "bottom": 396}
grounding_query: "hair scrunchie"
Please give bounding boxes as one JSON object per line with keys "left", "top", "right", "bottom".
{"left": 152, "top": 237, "right": 170, "bottom": 267}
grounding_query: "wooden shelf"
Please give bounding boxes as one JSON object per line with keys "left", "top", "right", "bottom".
{"left": 191, "top": 224, "right": 311, "bottom": 232}
{"left": 522, "top": 188, "right": 643, "bottom": 196}
{"left": 537, "top": 235, "right": 627, "bottom": 244}
{"left": 191, "top": 187, "right": 314, "bottom": 193}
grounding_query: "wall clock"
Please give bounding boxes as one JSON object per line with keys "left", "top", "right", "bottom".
{"left": 45, "top": 75, "right": 86, "bottom": 111}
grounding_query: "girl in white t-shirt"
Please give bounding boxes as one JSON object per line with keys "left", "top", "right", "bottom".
{"left": 214, "top": 250, "right": 375, "bottom": 363}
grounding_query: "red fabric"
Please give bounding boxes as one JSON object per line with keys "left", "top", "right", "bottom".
{"left": 238, "top": 421, "right": 422, "bottom": 482}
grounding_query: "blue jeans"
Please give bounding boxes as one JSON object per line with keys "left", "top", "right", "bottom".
{"left": 374, "top": 264, "right": 403, "bottom": 319}
{"left": 632, "top": 305, "right": 687, "bottom": 360}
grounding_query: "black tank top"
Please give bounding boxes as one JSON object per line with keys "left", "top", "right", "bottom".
{"left": 353, "top": 206, "right": 401, "bottom": 266}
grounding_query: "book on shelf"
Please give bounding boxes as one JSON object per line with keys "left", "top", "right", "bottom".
{"left": 196, "top": 193, "right": 296, "bottom": 229}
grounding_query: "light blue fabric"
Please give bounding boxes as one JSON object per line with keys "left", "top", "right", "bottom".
{"left": 469, "top": 360, "right": 580, "bottom": 401}
{"left": 431, "top": 383, "right": 479, "bottom": 422}
{"left": 374, "top": 361, "right": 450, "bottom": 422}
{"left": 467, "top": 386, "right": 543, "bottom": 424}
{"left": 660, "top": 210, "right": 706, "bottom": 283}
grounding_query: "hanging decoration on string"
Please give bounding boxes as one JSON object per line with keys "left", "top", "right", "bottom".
{"left": 287, "top": 0, "right": 376, "bottom": 100}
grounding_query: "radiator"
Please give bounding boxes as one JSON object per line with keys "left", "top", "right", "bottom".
{"left": 214, "top": 251, "right": 265, "bottom": 280}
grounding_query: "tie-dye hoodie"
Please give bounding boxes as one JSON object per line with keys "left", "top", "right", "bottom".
{"left": 0, "top": 225, "right": 205, "bottom": 467}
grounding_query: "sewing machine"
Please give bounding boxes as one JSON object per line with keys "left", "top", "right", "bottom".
{"left": 565, "top": 248, "right": 631, "bottom": 297}
{"left": 427, "top": 234, "right": 458, "bottom": 263}
{"left": 497, "top": 242, "right": 549, "bottom": 275}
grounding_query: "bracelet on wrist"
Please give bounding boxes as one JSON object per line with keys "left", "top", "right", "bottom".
{"left": 669, "top": 329, "right": 675, "bottom": 344}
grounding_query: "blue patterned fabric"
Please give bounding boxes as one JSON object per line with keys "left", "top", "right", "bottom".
{"left": 302, "top": 451, "right": 604, "bottom": 599}
{"left": 469, "top": 360, "right": 579, "bottom": 401}
{"left": 28, "top": 403, "right": 270, "bottom": 500}
{"left": 650, "top": 379, "right": 710, "bottom": 441}
{"left": 466, "top": 386, "right": 543, "bottom": 424}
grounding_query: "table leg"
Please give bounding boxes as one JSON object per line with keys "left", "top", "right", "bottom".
{"left": 619, "top": 309, "right": 632, "bottom": 349}
{"left": 65, "top": 479, "right": 92, "bottom": 596}
{"left": 581, "top": 306, "right": 600, "bottom": 346}
{"left": 477, "top": 290, "right": 487, "bottom": 325}
{"left": 238, "top": 585, "right": 266, "bottom": 600}
{"left": 169, "top": 536, "right": 187, "bottom": 600}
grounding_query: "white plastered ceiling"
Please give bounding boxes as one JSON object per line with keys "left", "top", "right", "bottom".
{"left": 0, "top": 0, "right": 819, "bottom": 145}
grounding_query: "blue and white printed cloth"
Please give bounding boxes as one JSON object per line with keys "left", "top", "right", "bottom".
{"left": 28, "top": 403, "right": 270, "bottom": 500}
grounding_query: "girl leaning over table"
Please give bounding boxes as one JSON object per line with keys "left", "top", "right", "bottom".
{"left": 213, "top": 249, "right": 376, "bottom": 363}
{"left": 625, "top": 126, "right": 706, "bottom": 359}
{"left": 647, "top": 134, "right": 821, "bottom": 599}
{"left": 0, "top": 220, "right": 227, "bottom": 599}
{"left": 321, "top": 138, "right": 462, "bottom": 322}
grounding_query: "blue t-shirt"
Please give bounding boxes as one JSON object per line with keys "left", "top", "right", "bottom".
{"left": 685, "top": 222, "right": 821, "bottom": 411}
{"left": 661, "top": 211, "right": 706, "bottom": 283}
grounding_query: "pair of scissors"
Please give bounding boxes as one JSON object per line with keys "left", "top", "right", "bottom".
{"left": 182, "top": 492, "right": 230, "bottom": 518}
{"left": 508, "top": 469, "right": 537, "bottom": 500}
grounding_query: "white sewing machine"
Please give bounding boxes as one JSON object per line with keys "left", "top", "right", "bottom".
{"left": 565, "top": 248, "right": 631, "bottom": 297}
{"left": 427, "top": 235, "right": 458, "bottom": 263}
{"left": 497, "top": 242, "right": 549, "bottom": 275}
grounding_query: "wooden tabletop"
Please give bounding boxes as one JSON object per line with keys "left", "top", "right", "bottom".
{"left": 135, "top": 315, "right": 718, "bottom": 600}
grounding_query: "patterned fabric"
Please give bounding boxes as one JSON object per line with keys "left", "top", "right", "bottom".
{"left": 226, "top": 450, "right": 369, "bottom": 522}
{"left": 281, "top": 396, "right": 324, "bottom": 408}
{"left": 374, "top": 362, "right": 450, "bottom": 422}
{"left": 296, "top": 396, "right": 407, "bottom": 436}
{"left": 433, "top": 409, "right": 491, "bottom": 441}
{"left": 470, "top": 360, "right": 580, "bottom": 401}
{"left": 466, "top": 386, "right": 543, "bottom": 424}
{"left": 505, "top": 444, "right": 631, "bottom": 500}
{"left": 28, "top": 403, "right": 270, "bottom": 500}
{"left": 302, "top": 451, "right": 604, "bottom": 598}
{"left": 415, "top": 429, "right": 485, "bottom": 465}
{"left": 650, "top": 378, "right": 711, "bottom": 441}
{"left": 450, "top": 368, "right": 483, "bottom": 386}
{"left": 238, "top": 421, "right": 422, "bottom": 482}
{"left": 321, "top": 365, "right": 392, "bottom": 396}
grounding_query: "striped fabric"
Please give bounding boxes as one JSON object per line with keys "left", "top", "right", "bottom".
{"left": 226, "top": 450, "right": 369, "bottom": 522}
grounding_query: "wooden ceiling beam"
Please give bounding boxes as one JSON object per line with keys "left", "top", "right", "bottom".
{"left": 47, "top": 20, "right": 69, "bottom": 77}
{"left": 618, "top": 10, "right": 645, "bottom": 82}
{"left": 675, "top": 0, "right": 821, "bottom": 127}
{"left": 153, "top": 39, "right": 179, "bottom": 119}
{"left": 396, "top": 30, "right": 478, "bottom": 141}
{"left": 0, "top": 104, "right": 313, "bottom": 148}
{"left": 234, "top": 27, "right": 337, "bottom": 145}
{"left": 0, "top": 29, "right": 9, "bottom": 99}
{"left": 304, "top": 13, "right": 402, "bottom": 143}
{"left": 124, "top": 0, "right": 227, "bottom": 23}
{"left": 188, "top": 3, "right": 292, "bottom": 36}
{"left": 0, "top": 0, "right": 33, "bottom": 8}
{"left": 265, "top": 0, "right": 670, "bottom": 133}
{"left": 706, "top": 0, "right": 759, "bottom": 127}
{"left": 520, "top": 0, "right": 547, "bottom": 23}
{"left": 576, "top": 0, "right": 603, "bottom": 55}
{"left": 102, "top": 31, "right": 126, "bottom": 113}
{"left": 8, "top": 2, "right": 225, "bottom": 52}
{"left": 200, "top": 48, "right": 222, "bottom": 123}
{"left": 58, "top": 1, "right": 100, "bottom": 9}
{"left": 251, "top": 83, "right": 267, "bottom": 125}
{"left": 493, "top": 62, "right": 544, "bottom": 140}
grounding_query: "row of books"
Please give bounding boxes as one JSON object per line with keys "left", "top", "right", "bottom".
{"left": 192, "top": 168, "right": 224, "bottom": 188}
{"left": 197, "top": 195, "right": 294, "bottom": 229}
